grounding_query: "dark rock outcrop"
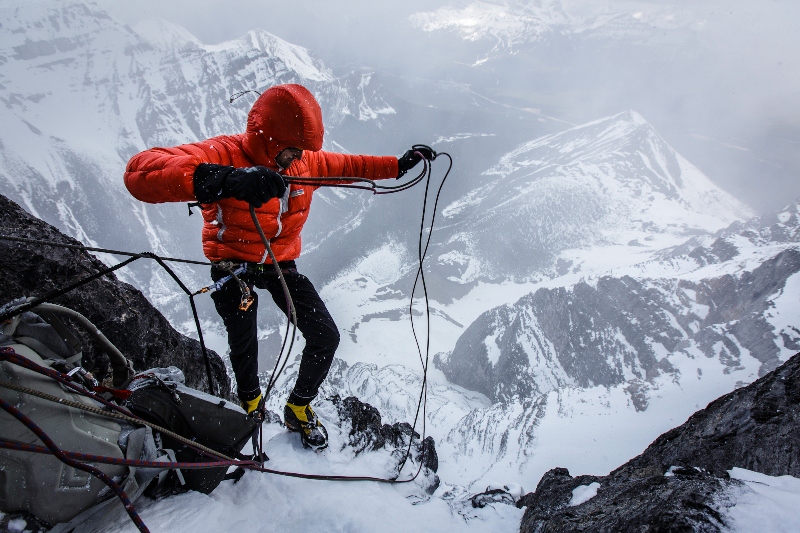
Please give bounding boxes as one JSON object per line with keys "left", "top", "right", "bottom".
{"left": 616, "top": 351, "right": 800, "bottom": 480}
{"left": 332, "top": 394, "right": 439, "bottom": 472}
{"left": 472, "top": 488, "right": 517, "bottom": 508}
{"left": 0, "top": 194, "right": 229, "bottom": 397}
{"left": 332, "top": 394, "right": 440, "bottom": 494}
{"left": 518, "top": 351, "right": 800, "bottom": 532}
{"left": 519, "top": 467, "right": 732, "bottom": 532}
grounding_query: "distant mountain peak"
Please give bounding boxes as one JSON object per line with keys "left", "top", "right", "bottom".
{"left": 486, "top": 109, "right": 657, "bottom": 179}
{"left": 196, "top": 28, "right": 333, "bottom": 84}
{"left": 486, "top": 109, "right": 752, "bottom": 223}
{"left": 434, "top": 111, "right": 752, "bottom": 280}
{"left": 585, "top": 108, "right": 648, "bottom": 128}
{"left": 132, "top": 18, "right": 202, "bottom": 51}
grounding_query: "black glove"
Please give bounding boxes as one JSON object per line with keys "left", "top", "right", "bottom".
{"left": 223, "top": 166, "right": 286, "bottom": 207}
{"left": 397, "top": 145, "right": 436, "bottom": 178}
{"left": 194, "top": 164, "right": 286, "bottom": 208}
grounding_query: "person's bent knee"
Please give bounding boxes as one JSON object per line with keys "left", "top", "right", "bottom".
{"left": 330, "top": 327, "right": 340, "bottom": 350}
{"left": 315, "top": 320, "right": 340, "bottom": 350}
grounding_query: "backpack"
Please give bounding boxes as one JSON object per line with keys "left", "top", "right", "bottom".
{"left": 126, "top": 367, "right": 259, "bottom": 495}
{"left": 0, "top": 308, "right": 164, "bottom": 532}
{"left": 0, "top": 303, "right": 257, "bottom": 531}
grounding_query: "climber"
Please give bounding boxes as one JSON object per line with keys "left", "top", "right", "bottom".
{"left": 123, "top": 84, "right": 433, "bottom": 450}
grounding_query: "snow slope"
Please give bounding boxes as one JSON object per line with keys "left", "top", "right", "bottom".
{"left": 726, "top": 468, "right": 800, "bottom": 533}
{"left": 431, "top": 110, "right": 753, "bottom": 281}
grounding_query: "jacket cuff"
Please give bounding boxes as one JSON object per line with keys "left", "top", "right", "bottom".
{"left": 193, "top": 163, "right": 235, "bottom": 203}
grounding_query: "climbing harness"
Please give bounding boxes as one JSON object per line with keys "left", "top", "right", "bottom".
{"left": 205, "top": 261, "right": 254, "bottom": 311}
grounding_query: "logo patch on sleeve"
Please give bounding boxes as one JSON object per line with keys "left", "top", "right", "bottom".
{"left": 290, "top": 189, "right": 305, "bottom": 198}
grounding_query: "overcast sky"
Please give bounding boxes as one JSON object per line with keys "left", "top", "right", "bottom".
{"left": 97, "top": 0, "right": 800, "bottom": 72}
{"left": 96, "top": 0, "right": 800, "bottom": 213}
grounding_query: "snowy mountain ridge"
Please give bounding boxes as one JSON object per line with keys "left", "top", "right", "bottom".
{"left": 429, "top": 110, "right": 752, "bottom": 284}
{"left": 427, "top": 198, "right": 799, "bottom": 487}
{"left": 1, "top": 2, "right": 798, "bottom": 531}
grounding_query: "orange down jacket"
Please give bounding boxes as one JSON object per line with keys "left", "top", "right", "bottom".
{"left": 124, "top": 84, "right": 398, "bottom": 263}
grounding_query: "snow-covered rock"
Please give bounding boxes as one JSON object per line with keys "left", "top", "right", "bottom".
{"left": 517, "top": 352, "right": 800, "bottom": 531}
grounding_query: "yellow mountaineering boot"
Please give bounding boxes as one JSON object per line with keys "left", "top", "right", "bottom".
{"left": 242, "top": 394, "right": 263, "bottom": 415}
{"left": 284, "top": 402, "right": 328, "bottom": 450}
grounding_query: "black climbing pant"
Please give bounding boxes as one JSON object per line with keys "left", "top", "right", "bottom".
{"left": 210, "top": 261, "right": 340, "bottom": 405}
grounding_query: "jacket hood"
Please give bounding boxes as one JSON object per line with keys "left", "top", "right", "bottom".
{"left": 242, "top": 84, "right": 324, "bottom": 168}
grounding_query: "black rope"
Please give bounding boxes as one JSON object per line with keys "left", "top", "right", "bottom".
{"left": 248, "top": 205, "right": 299, "bottom": 403}
{"left": 247, "top": 151, "right": 450, "bottom": 482}
{"left": 397, "top": 153, "right": 452, "bottom": 476}
{"left": 229, "top": 90, "right": 262, "bottom": 103}
{"left": 280, "top": 145, "right": 435, "bottom": 195}
{"left": 0, "top": 239, "right": 217, "bottom": 394}
{"left": 0, "top": 235, "right": 210, "bottom": 265}
{"left": 0, "top": 255, "right": 139, "bottom": 323}
{"left": 141, "top": 252, "right": 216, "bottom": 395}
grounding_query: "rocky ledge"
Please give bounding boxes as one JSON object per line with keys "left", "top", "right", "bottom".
{"left": 333, "top": 394, "right": 440, "bottom": 494}
{"left": 517, "top": 351, "right": 800, "bottom": 532}
{"left": 0, "top": 193, "right": 229, "bottom": 396}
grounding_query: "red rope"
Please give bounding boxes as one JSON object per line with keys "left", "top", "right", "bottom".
{"left": 0, "top": 347, "right": 134, "bottom": 416}
{"left": 0, "top": 347, "right": 424, "bottom": 483}
{"left": 0, "top": 439, "right": 251, "bottom": 469}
